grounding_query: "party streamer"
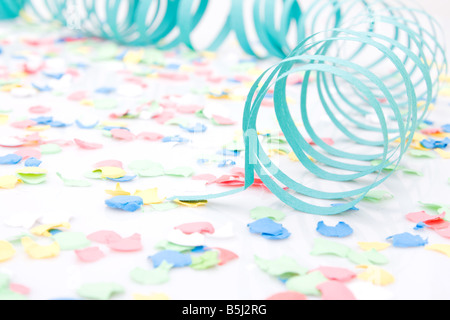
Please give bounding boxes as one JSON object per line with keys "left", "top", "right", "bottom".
{"left": 0, "top": 0, "right": 447, "bottom": 214}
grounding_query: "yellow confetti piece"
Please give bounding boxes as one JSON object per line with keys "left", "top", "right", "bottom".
{"left": 21, "top": 237, "right": 60, "bottom": 259}
{"left": 10, "top": 72, "right": 28, "bottom": 78}
{"left": 80, "top": 99, "right": 94, "bottom": 106}
{"left": 0, "top": 241, "right": 16, "bottom": 262}
{"left": 26, "top": 125, "right": 51, "bottom": 132}
{"left": 202, "top": 51, "right": 217, "bottom": 59}
{"left": 134, "top": 188, "right": 165, "bottom": 205}
{"left": 94, "top": 167, "right": 127, "bottom": 179}
{"left": 357, "top": 242, "right": 391, "bottom": 252}
{"left": 435, "top": 149, "right": 450, "bottom": 159}
{"left": 357, "top": 265, "right": 395, "bottom": 286}
{"left": 439, "top": 88, "right": 450, "bottom": 97}
{"left": 409, "top": 141, "right": 429, "bottom": 151}
{"left": 179, "top": 65, "right": 195, "bottom": 73}
{"left": 426, "top": 244, "right": 450, "bottom": 257}
{"left": 133, "top": 293, "right": 170, "bottom": 300}
{"left": 123, "top": 49, "right": 144, "bottom": 64}
{"left": 0, "top": 175, "right": 22, "bottom": 189}
{"left": 439, "top": 74, "right": 450, "bottom": 82}
{"left": 31, "top": 222, "right": 71, "bottom": 237}
{"left": 429, "top": 132, "right": 450, "bottom": 139}
{"left": 16, "top": 167, "right": 48, "bottom": 175}
{"left": 0, "top": 115, "right": 9, "bottom": 125}
{"left": 173, "top": 199, "right": 208, "bottom": 208}
{"left": 106, "top": 183, "right": 131, "bottom": 197}
{"left": 269, "top": 149, "right": 288, "bottom": 157}
{"left": 288, "top": 151, "right": 299, "bottom": 162}
{"left": 0, "top": 84, "right": 21, "bottom": 92}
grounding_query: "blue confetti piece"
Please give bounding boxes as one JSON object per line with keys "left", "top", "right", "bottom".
{"left": 75, "top": 119, "right": 99, "bottom": 129}
{"left": 248, "top": 218, "right": 284, "bottom": 236}
{"left": 95, "top": 87, "right": 116, "bottom": 94}
{"left": 414, "top": 222, "right": 427, "bottom": 231}
{"left": 42, "top": 72, "right": 64, "bottom": 80}
{"left": 420, "top": 138, "right": 450, "bottom": 149}
{"left": 386, "top": 233, "right": 428, "bottom": 248}
{"left": 442, "top": 124, "right": 450, "bottom": 133}
{"left": 0, "top": 154, "right": 22, "bottom": 165}
{"left": 105, "top": 196, "right": 143, "bottom": 212}
{"left": 49, "top": 121, "right": 72, "bottom": 128}
{"left": 423, "top": 120, "right": 434, "bottom": 125}
{"left": 102, "top": 126, "right": 130, "bottom": 131}
{"left": 261, "top": 227, "right": 291, "bottom": 240}
{"left": 149, "top": 250, "right": 192, "bottom": 268}
{"left": 179, "top": 123, "right": 207, "bottom": 133}
{"left": 162, "top": 135, "right": 189, "bottom": 143}
{"left": 32, "top": 83, "right": 52, "bottom": 92}
{"left": 217, "top": 150, "right": 240, "bottom": 157}
{"left": 107, "top": 175, "right": 137, "bottom": 182}
{"left": 191, "top": 246, "right": 209, "bottom": 253}
{"left": 48, "top": 229, "right": 63, "bottom": 235}
{"left": 218, "top": 160, "right": 236, "bottom": 168}
{"left": 31, "top": 116, "right": 53, "bottom": 125}
{"left": 25, "top": 157, "right": 42, "bottom": 167}
{"left": 316, "top": 221, "right": 354, "bottom": 238}
{"left": 197, "top": 159, "right": 209, "bottom": 165}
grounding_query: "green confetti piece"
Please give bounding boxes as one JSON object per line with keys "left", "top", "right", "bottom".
{"left": 84, "top": 171, "right": 103, "bottom": 180}
{"left": 151, "top": 202, "right": 179, "bottom": 212}
{"left": 266, "top": 137, "right": 287, "bottom": 144}
{"left": 40, "top": 144, "right": 62, "bottom": 155}
{"left": 190, "top": 251, "right": 220, "bottom": 270}
{"left": 164, "top": 167, "right": 194, "bottom": 178}
{"left": 347, "top": 250, "right": 371, "bottom": 265}
{"left": 93, "top": 98, "right": 118, "bottom": 110}
{"left": 401, "top": 168, "right": 423, "bottom": 176}
{"left": 285, "top": 271, "right": 328, "bottom": 296}
{"left": 362, "top": 190, "right": 394, "bottom": 202}
{"left": 310, "top": 238, "right": 351, "bottom": 258}
{"left": 254, "top": 256, "right": 308, "bottom": 279}
{"left": 250, "top": 207, "right": 286, "bottom": 221}
{"left": 77, "top": 282, "right": 124, "bottom": 300}
{"left": 16, "top": 173, "right": 47, "bottom": 185}
{"left": 164, "top": 117, "right": 190, "bottom": 127}
{"left": 56, "top": 173, "right": 92, "bottom": 187}
{"left": 130, "top": 262, "right": 173, "bottom": 285}
{"left": 0, "top": 289, "right": 27, "bottom": 300}
{"left": 91, "top": 43, "right": 120, "bottom": 61}
{"left": 408, "top": 150, "right": 437, "bottom": 158}
{"left": 52, "top": 232, "right": 91, "bottom": 251}
{"left": 0, "top": 274, "right": 9, "bottom": 291}
{"left": 155, "top": 240, "right": 195, "bottom": 253}
{"left": 129, "top": 160, "right": 165, "bottom": 177}
{"left": 0, "top": 106, "right": 12, "bottom": 113}
{"left": 365, "top": 249, "right": 389, "bottom": 265}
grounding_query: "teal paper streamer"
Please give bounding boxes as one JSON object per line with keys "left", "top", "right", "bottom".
{"left": 4, "top": 0, "right": 447, "bottom": 214}
{"left": 0, "top": 0, "right": 26, "bottom": 20}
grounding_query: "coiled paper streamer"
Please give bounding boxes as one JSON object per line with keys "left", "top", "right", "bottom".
{"left": 1, "top": 0, "right": 447, "bottom": 214}
{"left": 0, "top": 0, "right": 25, "bottom": 20}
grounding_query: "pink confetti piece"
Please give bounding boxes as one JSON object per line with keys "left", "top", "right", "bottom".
{"left": 421, "top": 128, "right": 442, "bottom": 135}
{"left": 75, "top": 247, "right": 105, "bottom": 263}
{"left": 158, "top": 72, "right": 189, "bottom": 81}
{"left": 110, "top": 129, "right": 136, "bottom": 141}
{"left": 74, "top": 138, "right": 103, "bottom": 150}
{"left": 28, "top": 106, "right": 51, "bottom": 114}
{"left": 406, "top": 211, "right": 450, "bottom": 230}
{"left": 435, "top": 227, "right": 450, "bottom": 239}
{"left": 14, "top": 148, "right": 41, "bottom": 160}
{"left": 212, "top": 114, "right": 235, "bottom": 125}
{"left": 152, "top": 111, "right": 175, "bottom": 125}
{"left": 210, "top": 247, "right": 239, "bottom": 266}
{"left": 11, "top": 120, "right": 37, "bottom": 129}
{"left": 175, "top": 222, "right": 215, "bottom": 235}
{"left": 312, "top": 266, "right": 357, "bottom": 282}
{"left": 176, "top": 104, "right": 204, "bottom": 114}
{"left": 87, "top": 230, "right": 123, "bottom": 244}
{"left": 9, "top": 283, "right": 30, "bottom": 295}
{"left": 93, "top": 160, "right": 123, "bottom": 169}
{"left": 68, "top": 91, "right": 88, "bottom": 101}
{"left": 107, "top": 233, "right": 142, "bottom": 252}
{"left": 306, "top": 138, "right": 335, "bottom": 146}
{"left": 137, "top": 132, "right": 164, "bottom": 141}
{"left": 317, "top": 281, "right": 356, "bottom": 300}
{"left": 266, "top": 291, "right": 307, "bottom": 300}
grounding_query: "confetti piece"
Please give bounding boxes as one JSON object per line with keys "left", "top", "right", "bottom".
{"left": 211, "top": 248, "right": 238, "bottom": 266}
{"left": 107, "top": 234, "right": 142, "bottom": 252}
{"left": 87, "top": 231, "right": 122, "bottom": 244}
{"left": 105, "top": 196, "right": 144, "bottom": 212}
{"left": 312, "top": 266, "right": 356, "bottom": 282}
{"left": 56, "top": 172, "right": 92, "bottom": 187}
{"left": 155, "top": 240, "right": 195, "bottom": 253}
{"left": 310, "top": 238, "right": 351, "bottom": 258}
{"left": 0, "top": 175, "right": 21, "bottom": 189}
{"left": 24, "top": 157, "right": 42, "bottom": 167}
{"left": 255, "top": 256, "right": 308, "bottom": 279}
{"left": 29, "top": 105, "right": 51, "bottom": 114}
{"left": 175, "top": 222, "right": 215, "bottom": 235}
{"left": 9, "top": 283, "right": 30, "bottom": 296}
{"left": 149, "top": 250, "right": 192, "bottom": 268}
{"left": 52, "top": 232, "right": 91, "bottom": 251}
{"left": 77, "top": 283, "right": 124, "bottom": 300}
{"left": 106, "top": 183, "right": 131, "bottom": 196}
{"left": 406, "top": 211, "right": 449, "bottom": 230}
{"left": 94, "top": 167, "right": 127, "bottom": 179}
{"left": 151, "top": 202, "right": 179, "bottom": 211}
{"left": 386, "top": 233, "right": 428, "bottom": 248}
{"left": 173, "top": 199, "right": 208, "bottom": 208}
{"left": 165, "top": 167, "right": 195, "bottom": 178}
{"left": 75, "top": 247, "right": 105, "bottom": 263}
{"left": 110, "top": 128, "right": 136, "bottom": 141}
{"left": 190, "top": 251, "right": 220, "bottom": 270}
{"left": 316, "top": 221, "right": 354, "bottom": 238}
{"left": 31, "top": 222, "right": 71, "bottom": 237}
{"left": 250, "top": 207, "right": 286, "bottom": 221}
{"left": 248, "top": 218, "right": 291, "bottom": 240}
{"left": 167, "top": 229, "right": 205, "bottom": 247}
{"left": 130, "top": 262, "right": 173, "bottom": 285}
{"left": 285, "top": 271, "right": 328, "bottom": 296}
{"left": 357, "top": 265, "right": 395, "bottom": 286}
{"left": 317, "top": 281, "right": 356, "bottom": 300}
{"left": 21, "top": 237, "right": 60, "bottom": 259}
{"left": 134, "top": 188, "right": 165, "bottom": 205}
{"left": 40, "top": 143, "right": 62, "bottom": 155}
{"left": 0, "top": 154, "right": 22, "bottom": 165}
{"left": 357, "top": 242, "right": 391, "bottom": 251}
{"left": 74, "top": 138, "right": 103, "bottom": 150}
{"left": 0, "top": 241, "right": 15, "bottom": 262}
{"left": 16, "top": 167, "right": 47, "bottom": 185}
{"left": 266, "top": 292, "right": 307, "bottom": 300}
{"left": 129, "top": 160, "right": 164, "bottom": 177}
{"left": 137, "top": 132, "right": 164, "bottom": 141}
{"left": 425, "top": 244, "right": 450, "bottom": 257}
{"left": 363, "top": 190, "right": 394, "bottom": 202}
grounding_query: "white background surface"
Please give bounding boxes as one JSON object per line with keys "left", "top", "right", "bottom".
{"left": 0, "top": 0, "right": 449, "bottom": 300}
